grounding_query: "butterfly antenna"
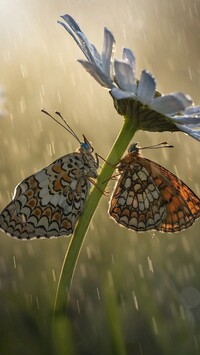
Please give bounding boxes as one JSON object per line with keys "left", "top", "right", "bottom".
{"left": 141, "top": 142, "right": 174, "bottom": 150}
{"left": 55, "top": 111, "right": 81, "bottom": 143}
{"left": 41, "top": 109, "right": 81, "bottom": 143}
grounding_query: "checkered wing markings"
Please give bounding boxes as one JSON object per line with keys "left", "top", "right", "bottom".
{"left": 143, "top": 158, "right": 200, "bottom": 232}
{"left": 109, "top": 163, "right": 168, "bottom": 231}
{"left": 0, "top": 153, "right": 90, "bottom": 239}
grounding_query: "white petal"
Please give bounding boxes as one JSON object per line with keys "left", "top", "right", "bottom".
{"left": 59, "top": 14, "right": 82, "bottom": 34}
{"left": 137, "top": 70, "right": 156, "bottom": 105}
{"left": 184, "top": 105, "right": 200, "bottom": 115}
{"left": 151, "top": 93, "right": 193, "bottom": 114}
{"left": 110, "top": 87, "right": 136, "bottom": 100}
{"left": 114, "top": 60, "right": 137, "bottom": 93}
{"left": 78, "top": 31, "right": 101, "bottom": 63}
{"left": 58, "top": 15, "right": 100, "bottom": 64}
{"left": 122, "top": 48, "right": 136, "bottom": 72}
{"left": 166, "top": 92, "right": 192, "bottom": 109}
{"left": 78, "top": 60, "right": 114, "bottom": 88}
{"left": 102, "top": 28, "right": 115, "bottom": 77}
{"left": 171, "top": 115, "right": 200, "bottom": 124}
{"left": 87, "top": 43, "right": 101, "bottom": 64}
{"left": 175, "top": 124, "right": 200, "bottom": 142}
{"left": 58, "top": 16, "right": 91, "bottom": 61}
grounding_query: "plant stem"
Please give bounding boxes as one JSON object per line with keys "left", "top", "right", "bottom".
{"left": 53, "top": 117, "right": 137, "bottom": 322}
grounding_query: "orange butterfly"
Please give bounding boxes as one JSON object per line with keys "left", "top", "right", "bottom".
{"left": 109, "top": 142, "right": 200, "bottom": 232}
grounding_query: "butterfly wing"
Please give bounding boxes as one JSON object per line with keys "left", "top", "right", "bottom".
{"left": 142, "top": 158, "right": 200, "bottom": 232}
{"left": 109, "top": 161, "right": 168, "bottom": 231}
{"left": 0, "top": 153, "right": 90, "bottom": 239}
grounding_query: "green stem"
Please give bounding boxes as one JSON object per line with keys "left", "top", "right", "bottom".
{"left": 53, "top": 117, "right": 137, "bottom": 322}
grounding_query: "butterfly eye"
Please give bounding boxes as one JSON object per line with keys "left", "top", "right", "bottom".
{"left": 81, "top": 142, "right": 90, "bottom": 150}
{"left": 128, "top": 143, "right": 138, "bottom": 153}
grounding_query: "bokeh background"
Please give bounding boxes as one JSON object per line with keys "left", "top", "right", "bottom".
{"left": 0, "top": 0, "right": 200, "bottom": 354}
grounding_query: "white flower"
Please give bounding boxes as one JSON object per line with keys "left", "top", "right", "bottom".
{"left": 58, "top": 14, "right": 200, "bottom": 142}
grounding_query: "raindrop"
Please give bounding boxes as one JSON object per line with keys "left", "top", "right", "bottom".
{"left": 57, "top": 90, "right": 61, "bottom": 104}
{"left": 152, "top": 316, "right": 158, "bottom": 335}
{"left": 20, "top": 64, "right": 27, "bottom": 79}
{"left": 86, "top": 246, "right": 92, "bottom": 259}
{"left": 132, "top": 291, "right": 139, "bottom": 311}
{"left": 188, "top": 66, "right": 192, "bottom": 80}
{"left": 13, "top": 255, "right": 16, "bottom": 269}
{"left": 52, "top": 269, "right": 56, "bottom": 282}
{"left": 96, "top": 287, "right": 100, "bottom": 301}
{"left": 147, "top": 256, "right": 154, "bottom": 273}
{"left": 36, "top": 296, "right": 40, "bottom": 310}
{"left": 193, "top": 335, "right": 198, "bottom": 350}
{"left": 138, "top": 264, "right": 144, "bottom": 278}
{"left": 179, "top": 304, "right": 186, "bottom": 320}
{"left": 194, "top": 3, "right": 198, "bottom": 16}
{"left": 107, "top": 270, "right": 114, "bottom": 287}
{"left": 90, "top": 221, "right": 94, "bottom": 231}
{"left": 80, "top": 263, "right": 87, "bottom": 278}
{"left": 76, "top": 299, "right": 80, "bottom": 313}
{"left": 181, "top": 238, "right": 191, "bottom": 254}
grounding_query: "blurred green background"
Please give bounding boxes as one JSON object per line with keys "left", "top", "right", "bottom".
{"left": 0, "top": 0, "right": 200, "bottom": 354}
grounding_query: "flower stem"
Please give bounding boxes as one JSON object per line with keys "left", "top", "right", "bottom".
{"left": 53, "top": 117, "right": 137, "bottom": 325}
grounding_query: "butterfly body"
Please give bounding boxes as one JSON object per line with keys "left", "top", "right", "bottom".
{"left": 0, "top": 140, "right": 98, "bottom": 239}
{"left": 109, "top": 143, "right": 200, "bottom": 232}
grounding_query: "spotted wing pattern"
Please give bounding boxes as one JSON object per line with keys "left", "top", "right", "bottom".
{"left": 0, "top": 152, "right": 97, "bottom": 239}
{"left": 144, "top": 158, "right": 200, "bottom": 232}
{"left": 109, "top": 153, "right": 200, "bottom": 232}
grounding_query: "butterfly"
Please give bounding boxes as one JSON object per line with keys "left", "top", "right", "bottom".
{"left": 109, "top": 142, "right": 200, "bottom": 232}
{"left": 0, "top": 110, "right": 99, "bottom": 239}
